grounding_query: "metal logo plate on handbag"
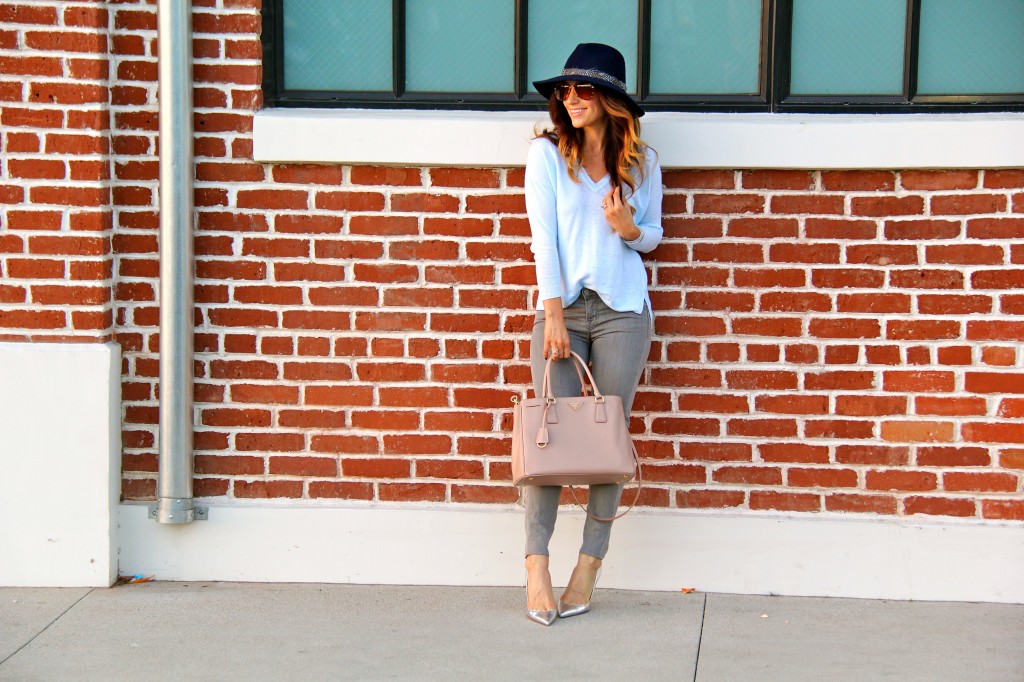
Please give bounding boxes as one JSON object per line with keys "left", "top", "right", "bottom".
{"left": 568, "top": 401, "right": 583, "bottom": 411}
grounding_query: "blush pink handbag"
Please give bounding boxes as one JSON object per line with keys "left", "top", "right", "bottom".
{"left": 511, "top": 351, "right": 642, "bottom": 520}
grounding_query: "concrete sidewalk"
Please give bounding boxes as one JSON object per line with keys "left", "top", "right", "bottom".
{"left": 1, "top": 583, "right": 1022, "bottom": 681}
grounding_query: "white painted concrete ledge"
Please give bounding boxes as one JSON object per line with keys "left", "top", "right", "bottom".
{"left": 0, "top": 342, "right": 121, "bottom": 587}
{"left": 253, "top": 109, "right": 1024, "bottom": 170}
{"left": 119, "top": 502, "right": 1024, "bottom": 604}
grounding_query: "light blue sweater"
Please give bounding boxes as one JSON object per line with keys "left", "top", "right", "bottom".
{"left": 525, "top": 137, "right": 663, "bottom": 314}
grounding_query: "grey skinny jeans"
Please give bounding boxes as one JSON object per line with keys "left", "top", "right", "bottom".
{"left": 524, "top": 288, "right": 652, "bottom": 560}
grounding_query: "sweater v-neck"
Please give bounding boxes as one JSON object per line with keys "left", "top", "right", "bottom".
{"left": 580, "top": 167, "right": 610, "bottom": 190}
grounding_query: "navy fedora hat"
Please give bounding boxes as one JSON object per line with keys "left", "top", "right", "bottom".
{"left": 533, "top": 42, "right": 644, "bottom": 117}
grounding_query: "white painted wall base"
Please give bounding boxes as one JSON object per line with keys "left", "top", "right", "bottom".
{"left": 118, "top": 502, "right": 1024, "bottom": 604}
{"left": 0, "top": 342, "right": 121, "bottom": 587}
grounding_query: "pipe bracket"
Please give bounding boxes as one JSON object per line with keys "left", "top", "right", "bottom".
{"left": 148, "top": 498, "right": 208, "bottom": 524}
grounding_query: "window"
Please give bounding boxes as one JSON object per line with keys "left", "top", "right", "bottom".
{"left": 261, "top": 0, "right": 1024, "bottom": 113}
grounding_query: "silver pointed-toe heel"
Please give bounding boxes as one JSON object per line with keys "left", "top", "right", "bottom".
{"left": 525, "top": 569, "right": 557, "bottom": 626}
{"left": 527, "top": 607, "right": 558, "bottom": 626}
{"left": 558, "top": 567, "right": 602, "bottom": 619}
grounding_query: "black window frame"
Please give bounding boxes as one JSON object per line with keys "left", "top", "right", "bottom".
{"left": 261, "top": 0, "right": 1024, "bottom": 114}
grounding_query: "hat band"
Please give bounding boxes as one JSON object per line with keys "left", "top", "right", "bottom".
{"left": 560, "top": 68, "right": 626, "bottom": 92}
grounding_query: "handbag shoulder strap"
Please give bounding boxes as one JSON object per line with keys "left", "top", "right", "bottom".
{"left": 567, "top": 441, "right": 643, "bottom": 522}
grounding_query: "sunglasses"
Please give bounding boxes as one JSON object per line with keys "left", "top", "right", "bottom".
{"left": 554, "top": 83, "right": 598, "bottom": 101}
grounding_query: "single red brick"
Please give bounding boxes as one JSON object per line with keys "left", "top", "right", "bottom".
{"left": 676, "top": 489, "right": 745, "bottom": 509}
{"left": 236, "top": 189, "right": 307, "bottom": 210}
{"left": 237, "top": 433, "right": 306, "bottom": 453}
{"left": 770, "top": 243, "right": 841, "bottom": 264}
{"left": 342, "top": 458, "right": 411, "bottom": 479}
{"left": 750, "top": 491, "right": 820, "bottom": 512}
{"left": 825, "top": 493, "right": 898, "bottom": 515}
{"left": 194, "top": 455, "right": 264, "bottom": 475}
{"left": 904, "top": 496, "right": 976, "bottom": 517}
{"left": 382, "top": 432, "right": 450, "bottom": 454}
{"left": 429, "top": 168, "right": 499, "bottom": 188}
{"left": 884, "top": 219, "right": 961, "bottom": 240}
{"left": 919, "top": 446, "right": 990, "bottom": 467}
{"left": 851, "top": 195, "right": 924, "bottom": 217}
{"left": 967, "top": 217, "right": 1024, "bottom": 239}
{"left": 963, "top": 423, "right": 1024, "bottom": 444}
{"left": 465, "top": 193, "right": 526, "bottom": 214}
{"left": 821, "top": 171, "right": 895, "bottom": 191}
{"left": 713, "top": 466, "right": 781, "bottom": 485}
{"left": 944, "top": 472, "right": 1018, "bottom": 493}
{"left": 0, "top": 309, "right": 66, "bottom": 329}
{"left": 309, "top": 434, "right": 378, "bottom": 454}
{"left": 770, "top": 194, "right": 845, "bottom": 215}
{"left": 413, "top": 459, "right": 486, "bottom": 479}
{"left": 881, "top": 421, "right": 954, "bottom": 443}
{"left": 663, "top": 170, "right": 735, "bottom": 189}
{"left": 981, "top": 499, "right": 1024, "bottom": 521}
{"left": 122, "top": 478, "right": 156, "bottom": 501}
{"left": 451, "top": 485, "right": 519, "bottom": 504}
{"left": 759, "top": 443, "right": 829, "bottom": 464}
{"left": 268, "top": 455, "right": 336, "bottom": 476}
{"left": 234, "top": 480, "right": 303, "bottom": 499}
{"left": 930, "top": 193, "right": 1006, "bottom": 215}
{"left": 378, "top": 483, "right": 445, "bottom": 502}
{"left": 866, "top": 469, "right": 938, "bottom": 491}
{"left": 900, "top": 170, "right": 978, "bottom": 190}
{"left": 692, "top": 193, "right": 764, "bottom": 214}
{"left": 741, "top": 170, "right": 813, "bottom": 190}
{"left": 788, "top": 467, "right": 858, "bottom": 488}
{"left": 273, "top": 164, "right": 344, "bottom": 185}
{"left": 274, "top": 262, "right": 345, "bottom": 282}
{"left": 308, "top": 481, "right": 374, "bottom": 500}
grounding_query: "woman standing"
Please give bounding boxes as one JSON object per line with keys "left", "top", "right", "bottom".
{"left": 523, "top": 43, "right": 663, "bottom": 625}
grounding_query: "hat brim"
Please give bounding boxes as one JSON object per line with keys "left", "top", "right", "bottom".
{"left": 532, "top": 75, "right": 645, "bottom": 118}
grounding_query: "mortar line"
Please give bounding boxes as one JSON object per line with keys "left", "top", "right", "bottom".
{"left": 0, "top": 588, "right": 94, "bottom": 668}
{"left": 692, "top": 592, "right": 708, "bottom": 682}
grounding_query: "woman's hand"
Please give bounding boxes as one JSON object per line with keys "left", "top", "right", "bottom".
{"left": 603, "top": 185, "right": 641, "bottom": 242}
{"left": 542, "top": 298, "right": 570, "bottom": 361}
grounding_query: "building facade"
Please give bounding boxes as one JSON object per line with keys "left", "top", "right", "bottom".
{"left": 1, "top": 0, "right": 1023, "bottom": 600}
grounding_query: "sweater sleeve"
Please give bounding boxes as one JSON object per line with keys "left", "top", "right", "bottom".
{"left": 525, "top": 139, "right": 563, "bottom": 302}
{"left": 623, "top": 154, "right": 663, "bottom": 254}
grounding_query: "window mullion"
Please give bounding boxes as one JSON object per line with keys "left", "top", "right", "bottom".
{"left": 393, "top": 0, "right": 406, "bottom": 98}
{"left": 637, "top": 0, "right": 651, "bottom": 100}
{"left": 261, "top": 0, "right": 283, "bottom": 104}
{"left": 769, "top": 0, "right": 791, "bottom": 112}
{"left": 515, "top": 0, "right": 527, "bottom": 99}
{"left": 904, "top": 0, "right": 921, "bottom": 102}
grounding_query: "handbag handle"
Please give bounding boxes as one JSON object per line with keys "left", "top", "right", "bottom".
{"left": 541, "top": 350, "right": 601, "bottom": 401}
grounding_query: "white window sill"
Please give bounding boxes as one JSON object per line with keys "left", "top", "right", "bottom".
{"left": 253, "top": 108, "right": 1024, "bottom": 170}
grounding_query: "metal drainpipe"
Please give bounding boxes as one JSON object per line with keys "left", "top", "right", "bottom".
{"left": 150, "top": 0, "right": 205, "bottom": 524}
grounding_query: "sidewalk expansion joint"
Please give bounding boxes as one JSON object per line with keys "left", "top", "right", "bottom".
{"left": 0, "top": 588, "right": 95, "bottom": 668}
{"left": 692, "top": 593, "right": 708, "bottom": 682}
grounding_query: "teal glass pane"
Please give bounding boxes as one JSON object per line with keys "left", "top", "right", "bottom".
{"left": 283, "top": 0, "right": 392, "bottom": 92}
{"left": 406, "top": 0, "right": 514, "bottom": 93}
{"left": 790, "top": 0, "right": 906, "bottom": 95}
{"left": 650, "top": 0, "right": 762, "bottom": 94}
{"left": 918, "top": 0, "right": 1024, "bottom": 95}
{"left": 528, "top": 0, "right": 638, "bottom": 94}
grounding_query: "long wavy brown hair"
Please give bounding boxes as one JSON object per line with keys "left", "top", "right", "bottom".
{"left": 537, "top": 86, "right": 649, "bottom": 198}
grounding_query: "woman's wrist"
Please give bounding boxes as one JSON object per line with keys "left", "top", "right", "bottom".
{"left": 615, "top": 222, "right": 642, "bottom": 242}
{"left": 542, "top": 297, "right": 564, "bottom": 319}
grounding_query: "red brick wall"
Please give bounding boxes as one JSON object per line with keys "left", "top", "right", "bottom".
{"left": 0, "top": 1, "right": 113, "bottom": 341}
{"left": 2, "top": 1, "right": 1023, "bottom": 520}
